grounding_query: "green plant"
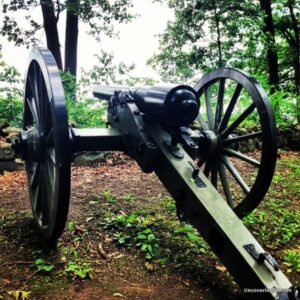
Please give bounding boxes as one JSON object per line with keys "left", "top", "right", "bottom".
{"left": 103, "top": 189, "right": 117, "bottom": 203}
{"left": 67, "top": 221, "right": 74, "bottom": 233}
{"left": 174, "top": 224, "right": 208, "bottom": 254}
{"left": 282, "top": 250, "right": 300, "bottom": 273}
{"left": 0, "top": 59, "right": 23, "bottom": 127}
{"left": 0, "top": 95, "right": 23, "bottom": 127}
{"left": 60, "top": 71, "right": 107, "bottom": 128}
{"left": 35, "top": 259, "right": 54, "bottom": 272}
{"left": 122, "top": 193, "right": 135, "bottom": 202}
{"left": 113, "top": 232, "right": 130, "bottom": 245}
{"left": 65, "top": 261, "right": 92, "bottom": 279}
{"left": 136, "top": 228, "right": 159, "bottom": 259}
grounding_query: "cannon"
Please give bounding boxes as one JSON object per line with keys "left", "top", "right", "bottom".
{"left": 10, "top": 48, "right": 298, "bottom": 299}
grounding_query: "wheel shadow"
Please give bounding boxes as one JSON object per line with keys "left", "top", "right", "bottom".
{"left": 0, "top": 214, "right": 56, "bottom": 256}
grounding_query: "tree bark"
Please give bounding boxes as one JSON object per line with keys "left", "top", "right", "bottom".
{"left": 64, "top": 0, "right": 79, "bottom": 79}
{"left": 259, "top": 0, "right": 279, "bottom": 94}
{"left": 212, "top": 1, "right": 223, "bottom": 67}
{"left": 40, "top": 0, "right": 63, "bottom": 70}
{"left": 287, "top": 1, "right": 300, "bottom": 122}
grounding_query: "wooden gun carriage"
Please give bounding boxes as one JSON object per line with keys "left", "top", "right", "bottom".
{"left": 10, "top": 48, "right": 299, "bottom": 300}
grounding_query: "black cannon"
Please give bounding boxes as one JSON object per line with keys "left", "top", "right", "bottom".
{"left": 11, "top": 48, "right": 298, "bottom": 300}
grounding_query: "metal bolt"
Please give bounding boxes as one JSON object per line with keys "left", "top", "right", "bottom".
{"left": 147, "top": 142, "right": 155, "bottom": 148}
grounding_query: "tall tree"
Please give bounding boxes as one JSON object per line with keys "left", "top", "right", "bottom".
{"left": 41, "top": 0, "right": 63, "bottom": 69}
{"left": 259, "top": 0, "right": 279, "bottom": 93}
{"left": 273, "top": 0, "right": 300, "bottom": 121}
{"left": 149, "top": 0, "right": 232, "bottom": 82}
{"left": 64, "top": 0, "right": 79, "bottom": 77}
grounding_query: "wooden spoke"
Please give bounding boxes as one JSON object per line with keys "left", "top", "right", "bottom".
{"left": 222, "top": 131, "right": 262, "bottom": 145}
{"left": 218, "top": 83, "right": 243, "bottom": 132}
{"left": 218, "top": 162, "right": 234, "bottom": 208}
{"left": 221, "top": 155, "right": 250, "bottom": 194}
{"left": 204, "top": 87, "right": 214, "bottom": 129}
{"left": 214, "top": 78, "right": 225, "bottom": 130}
{"left": 221, "top": 103, "right": 256, "bottom": 137}
{"left": 222, "top": 147, "right": 260, "bottom": 167}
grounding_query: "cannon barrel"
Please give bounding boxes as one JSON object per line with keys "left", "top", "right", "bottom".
{"left": 93, "top": 84, "right": 200, "bottom": 127}
{"left": 92, "top": 85, "right": 132, "bottom": 101}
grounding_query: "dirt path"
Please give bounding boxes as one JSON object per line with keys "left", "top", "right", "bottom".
{"left": 0, "top": 152, "right": 298, "bottom": 300}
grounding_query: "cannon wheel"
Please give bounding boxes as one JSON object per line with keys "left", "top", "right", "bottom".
{"left": 194, "top": 68, "right": 277, "bottom": 218}
{"left": 23, "top": 48, "right": 71, "bottom": 243}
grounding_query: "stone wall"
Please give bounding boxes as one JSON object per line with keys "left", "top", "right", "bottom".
{"left": 236, "top": 123, "right": 300, "bottom": 153}
{"left": 277, "top": 124, "right": 300, "bottom": 150}
{"left": 0, "top": 126, "right": 20, "bottom": 161}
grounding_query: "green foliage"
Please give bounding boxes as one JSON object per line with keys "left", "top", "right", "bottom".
{"left": 35, "top": 259, "right": 55, "bottom": 272}
{"left": 67, "top": 221, "right": 74, "bottom": 233}
{"left": 61, "top": 50, "right": 157, "bottom": 128}
{"left": 152, "top": 0, "right": 300, "bottom": 122}
{"left": 122, "top": 193, "right": 135, "bottom": 202}
{"left": 61, "top": 71, "right": 107, "bottom": 128}
{"left": 66, "top": 98, "right": 107, "bottom": 128}
{"left": 269, "top": 90, "right": 298, "bottom": 125}
{"left": 79, "top": 50, "right": 157, "bottom": 97}
{"left": 243, "top": 207, "right": 300, "bottom": 246}
{"left": 282, "top": 250, "right": 300, "bottom": 273}
{"left": 100, "top": 203, "right": 211, "bottom": 264}
{"left": 0, "top": 95, "right": 23, "bottom": 127}
{"left": 0, "top": 54, "right": 23, "bottom": 126}
{"left": 1, "top": 0, "right": 135, "bottom": 47}
{"left": 103, "top": 189, "right": 117, "bottom": 203}
{"left": 136, "top": 228, "right": 159, "bottom": 259}
{"left": 65, "top": 261, "right": 92, "bottom": 279}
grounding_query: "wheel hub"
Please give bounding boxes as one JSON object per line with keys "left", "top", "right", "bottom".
{"left": 198, "top": 130, "right": 219, "bottom": 157}
{"left": 14, "top": 128, "right": 44, "bottom": 162}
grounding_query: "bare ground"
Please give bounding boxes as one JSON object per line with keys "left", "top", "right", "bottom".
{"left": 0, "top": 151, "right": 299, "bottom": 300}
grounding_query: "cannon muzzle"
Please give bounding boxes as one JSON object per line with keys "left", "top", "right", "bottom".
{"left": 134, "top": 84, "right": 199, "bottom": 127}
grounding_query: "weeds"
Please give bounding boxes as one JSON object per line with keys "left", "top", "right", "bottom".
{"left": 65, "top": 261, "right": 92, "bottom": 279}
{"left": 35, "top": 259, "right": 54, "bottom": 273}
{"left": 103, "top": 189, "right": 117, "bottom": 203}
{"left": 282, "top": 250, "right": 300, "bottom": 273}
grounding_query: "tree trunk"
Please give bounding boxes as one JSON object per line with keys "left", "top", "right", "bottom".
{"left": 259, "top": 0, "right": 279, "bottom": 94}
{"left": 287, "top": 1, "right": 300, "bottom": 122}
{"left": 40, "top": 0, "right": 63, "bottom": 70}
{"left": 64, "top": 0, "right": 79, "bottom": 79}
{"left": 212, "top": 1, "right": 223, "bottom": 67}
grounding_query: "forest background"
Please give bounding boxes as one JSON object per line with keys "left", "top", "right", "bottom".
{"left": 0, "top": 0, "right": 299, "bottom": 128}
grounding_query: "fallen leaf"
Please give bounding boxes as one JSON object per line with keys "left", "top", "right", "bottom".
{"left": 7, "top": 291, "right": 31, "bottom": 300}
{"left": 98, "top": 243, "right": 109, "bottom": 260}
{"left": 109, "top": 252, "right": 125, "bottom": 259}
{"left": 113, "top": 293, "right": 124, "bottom": 298}
{"left": 144, "top": 262, "right": 154, "bottom": 272}
{"left": 215, "top": 264, "right": 227, "bottom": 272}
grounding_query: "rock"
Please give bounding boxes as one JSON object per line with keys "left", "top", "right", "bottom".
{"left": 0, "top": 159, "right": 23, "bottom": 174}
{"left": 247, "top": 139, "right": 255, "bottom": 152}
{"left": 240, "top": 145, "right": 248, "bottom": 153}
{"left": 73, "top": 151, "right": 112, "bottom": 166}
{"left": 0, "top": 141, "right": 15, "bottom": 161}
{"left": 0, "top": 123, "right": 9, "bottom": 137}
{"left": 3, "top": 127, "right": 21, "bottom": 142}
